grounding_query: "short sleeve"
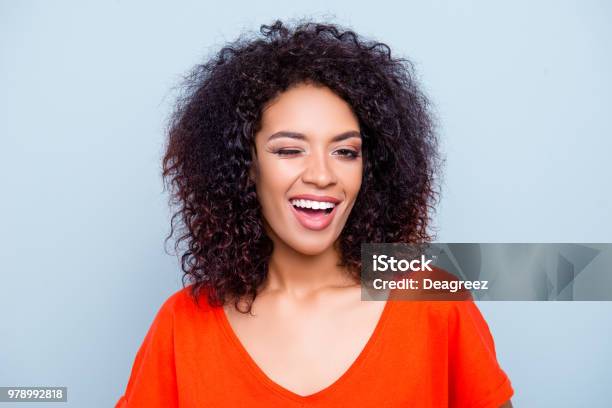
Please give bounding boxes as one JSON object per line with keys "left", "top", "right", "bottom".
{"left": 447, "top": 301, "right": 514, "bottom": 408}
{"left": 115, "top": 296, "right": 179, "bottom": 408}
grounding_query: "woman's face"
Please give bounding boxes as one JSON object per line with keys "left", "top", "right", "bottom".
{"left": 252, "top": 83, "right": 363, "bottom": 256}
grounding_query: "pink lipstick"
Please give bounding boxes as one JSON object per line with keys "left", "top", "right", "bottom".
{"left": 288, "top": 194, "right": 341, "bottom": 231}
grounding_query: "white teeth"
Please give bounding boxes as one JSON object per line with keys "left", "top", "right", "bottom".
{"left": 290, "top": 199, "right": 336, "bottom": 210}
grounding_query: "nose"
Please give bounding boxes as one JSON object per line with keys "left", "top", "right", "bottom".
{"left": 301, "top": 149, "right": 337, "bottom": 188}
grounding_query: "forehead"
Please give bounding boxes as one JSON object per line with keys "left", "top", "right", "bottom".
{"left": 258, "top": 83, "right": 360, "bottom": 136}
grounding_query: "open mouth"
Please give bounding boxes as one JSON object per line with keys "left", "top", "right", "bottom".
{"left": 295, "top": 207, "right": 334, "bottom": 215}
{"left": 288, "top": 198, "right": 339, "bottom": 231}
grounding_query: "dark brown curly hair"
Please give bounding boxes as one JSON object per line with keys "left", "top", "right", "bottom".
{"left": 162, "top": 18, "right": 441, "bottom": 313}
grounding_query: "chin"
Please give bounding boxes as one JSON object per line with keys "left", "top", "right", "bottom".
{"left": 287, "top": 238, "right": 335, "bottom": 256}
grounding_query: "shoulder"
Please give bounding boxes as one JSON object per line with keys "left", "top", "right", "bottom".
{"left": 163, "top": 283, "right": 217, "bottom": 312}
{"left": 151, "top": 284, "right": 218, "bottom": 327}
{"left": 386, "top": 296, "right": 513, "bottom": 406}
{"left": 387, "top": 297, "right": 493, "bottom": 340}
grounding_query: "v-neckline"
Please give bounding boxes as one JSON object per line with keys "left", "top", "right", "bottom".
{"left": 214, "top": 294, "right": 393, "bottom": 403}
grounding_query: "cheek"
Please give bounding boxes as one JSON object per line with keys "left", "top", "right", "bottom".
{"left": 256, "top": 162, "right": 297, "bottom": 206}
{"left": 339, "top": 162, "right": 363, "bottom": 197}
{"left": 260, "top": 157, "right": 303, "bottom": 184}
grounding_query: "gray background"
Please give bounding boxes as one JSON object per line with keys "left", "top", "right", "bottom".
{"left": 1, "top": 0, "right": 610, "bottom": 407}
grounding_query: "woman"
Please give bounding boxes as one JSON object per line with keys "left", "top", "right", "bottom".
{"left": 116, "top": 19, "right": 514, "bottom": 407}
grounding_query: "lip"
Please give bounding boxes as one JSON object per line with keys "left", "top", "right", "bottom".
{"left": 288, "top": 198, "right": 341, "bottom": 231}
{"left": 288, "top": 194, "right": 342, "bottom": 204}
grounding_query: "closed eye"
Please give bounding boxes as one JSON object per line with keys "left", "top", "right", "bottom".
{"left": 275, "top": 149, "right": 302, "bottom": 156}
{"left": 273, "top": 148, "right": 360, "bottom": 158}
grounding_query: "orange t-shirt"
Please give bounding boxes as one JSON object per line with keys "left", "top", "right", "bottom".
{"left": 116, "top": 285, "right": 513, "bottom": 407}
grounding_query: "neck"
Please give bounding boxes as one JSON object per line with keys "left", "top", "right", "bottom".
{"left": 261, "top": 238, "right": 358, "bottom": 300}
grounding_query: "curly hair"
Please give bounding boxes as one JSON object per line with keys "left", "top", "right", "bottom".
{"left": 162, "top": 18, "right": 441, "bottom": 313}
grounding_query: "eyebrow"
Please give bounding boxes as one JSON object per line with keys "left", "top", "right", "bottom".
{"left": 267, "top": 130, "right": 362, "bottom": 143}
